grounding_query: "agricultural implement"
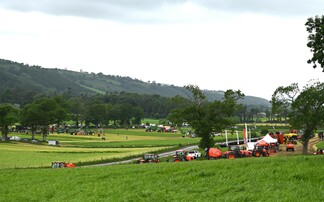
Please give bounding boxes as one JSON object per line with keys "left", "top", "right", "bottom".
{"left": 173, "top": 150, "right": 195, "bottom": 162}
{"left": 205, "top": 145, "right": 252, "bottom": 160}
{"left": 138, "top": 154, "right": 160, "bottom": 163}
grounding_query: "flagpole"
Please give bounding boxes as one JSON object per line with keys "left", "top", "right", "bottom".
{"left": 225, "top": 130, "right": 228, "bottom": 147}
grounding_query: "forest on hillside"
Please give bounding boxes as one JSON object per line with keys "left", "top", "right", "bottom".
{"left": 0, "top": 58, "right": 270, "bottom": 107}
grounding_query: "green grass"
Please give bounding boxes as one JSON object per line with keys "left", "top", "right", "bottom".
{"left": 316, "top": 140, "right": 324, "bottom": 148}
{"left": 0, "top": 142, "right": 169, "bottom": 169}
{"left": 65, "top": 138, "right": 200, "bottom": 148}
{"left": 0, "top": 155, "right": 323, "bottom": 201}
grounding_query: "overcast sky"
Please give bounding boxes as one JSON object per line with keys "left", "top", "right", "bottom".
{"left": 1, "top": 0, "right": 324, "bottom": 100}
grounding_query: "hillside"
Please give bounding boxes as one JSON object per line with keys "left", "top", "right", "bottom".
{"left": 0, "top": 58, "right": 270, "bottom": 107}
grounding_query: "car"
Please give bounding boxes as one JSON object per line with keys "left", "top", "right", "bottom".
{"left": 9, "top": 136, "right": 21, "bottom": 141}
{"left": 187, "top": 150, "right": 202, "bottom": 159}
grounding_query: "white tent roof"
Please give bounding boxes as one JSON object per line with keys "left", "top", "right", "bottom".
{"left": 262, "top": 134, "right": 278, "bottom": 143}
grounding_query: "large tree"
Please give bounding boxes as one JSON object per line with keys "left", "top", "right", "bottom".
{"left": 305, "top": 15, "right": 324, "bottom": 72}
{"left": 169, "top": 85, "right": 244, "bottom": 149}
{"left": 272, "top": 81, "right": 324, "bottom": 154}
{"left": 20, "top": 97, "right": 69, "bottom": 141}
{"left": 0, "top": 104, "right": 18, "bottom": 141}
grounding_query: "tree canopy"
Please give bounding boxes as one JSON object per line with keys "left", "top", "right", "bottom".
{"left": 0, "top": 104, "right": 18, "bottom": 141}
{"left": 20, "top": 97, "right": 69, "bottom": 141}
{"left": 305, "top": 15, "right": 324, "bottom": 72}
{"left": 271, "top": 81, "right": 324, "bottom": 154}
{"left": 169, "top": 85, "right": 244, "bottom": 149}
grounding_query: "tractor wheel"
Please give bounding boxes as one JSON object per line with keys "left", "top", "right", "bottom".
{"left": 227, "top": 153, "right": 235, "bottom": 159}
{"left": 174, "top": 158, "right": 182, "bottom": 163}
{"left": 254, "top": 150, "right": 261, "bottom": 157}
{"left": 263, "top": 152, "right": 270, "bottom": 157}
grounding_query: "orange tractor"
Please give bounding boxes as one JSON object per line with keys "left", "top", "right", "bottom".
{"left": 252, "top": 146, "right": 270, "bottom": 157}
{"left": 205, "top": 145, "right": 252, "bottom": 160}
{"left": 286, "top": 141, "right": 295, "bottom": 152}
{"left": 51, "top": 161, "right": 76, "bottom": 168}
{"left": 173, "top": 150, "right": 195, "bottom": 162}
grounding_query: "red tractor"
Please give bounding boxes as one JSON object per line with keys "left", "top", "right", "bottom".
{"left": 137, "top": 154, "right": 160, "bottom": 163}
{"left": 173, "top": 150, "right": 195, "bottom": 162}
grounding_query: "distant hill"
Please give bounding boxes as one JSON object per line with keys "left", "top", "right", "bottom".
{"left": 0, "top": 58, "right": 270, "bottom": 107}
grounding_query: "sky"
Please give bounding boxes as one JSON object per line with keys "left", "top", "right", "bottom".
{"left": 0, "top": 0, "right": 324, "bottom": 100}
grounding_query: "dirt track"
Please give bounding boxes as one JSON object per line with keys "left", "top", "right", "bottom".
{"left": 273, "top": 137, "right": 321, "bottom": 157}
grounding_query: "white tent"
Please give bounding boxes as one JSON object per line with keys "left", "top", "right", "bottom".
{"left": 261, "top": 134, "right": 278, "bottom": 144}
{"left": 246, "top": 142, "right": 257, "bottom": 151}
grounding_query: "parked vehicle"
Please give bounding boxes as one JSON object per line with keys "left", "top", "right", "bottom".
{"left": 187, "top": 150, "right": 202, "bottom": 159}
{"left": 252, "top": 146, "right": 270, "bottom": 157}
{"left": 51, "top": 161, "right": 76, "bottom": 168}
{"left": 224, "top": 145, "right": 252, "bottom": 159}
{"left": 137, "top": 154, "right": 160, "bottom": 163}
{"left": 286, "top": 141, "right": 295, "bottom": 152}
{"left": 173, "top": 150, "right": 195, "bottom": 162}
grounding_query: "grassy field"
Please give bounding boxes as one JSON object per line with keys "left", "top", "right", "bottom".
{"left": 0, "top": 155, "right": 323, "bottom": 201}
{"left": 0, "top": 125, "right": 305, "bottom": 169}
{"left": 0, "top": 141, "right": 169, "bottom": 169}
{"left": 1, "top": 125, "right": 324, "bottom": 201}
{"left": 0, "top": 129, "right": 201, "bottom": 169}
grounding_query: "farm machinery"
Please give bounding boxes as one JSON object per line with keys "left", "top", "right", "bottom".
{"left": 205, "top": 145, "right": 252, "bottom": 160}
{"left": 286, "top": 141, "right": 295, "bottom": 152}
{"left": 252, "top": 146, "right": 270, "bottom": 157}
{"left": 173, "top": 150, "right": 195, "bottom": 162}
{"left": 51, "top": 161, "right": 76, "bottom": 168}
{"left": 137, "top": 154, "right": 160, "bottom": 163}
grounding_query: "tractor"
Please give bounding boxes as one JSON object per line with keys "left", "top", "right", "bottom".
{"left": 137, "top": 154, "right": 160, "bottom": 163}
{"left": 173, "top": 150, "right": 195, "bottom": 162}
{"left": 252, "top": 146, "right": 270, "bottom": 157}
{"left": 223, "top": 145, "right": 252, "bottom": 159}
{"left": 286, "top": 141, "right": 295, "bottom": 152}
{"left": 314, "top": 148, "right": 324, "bottom": 155}
{"left": 51, "top": 161, "right": 76, "bottom": 168}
